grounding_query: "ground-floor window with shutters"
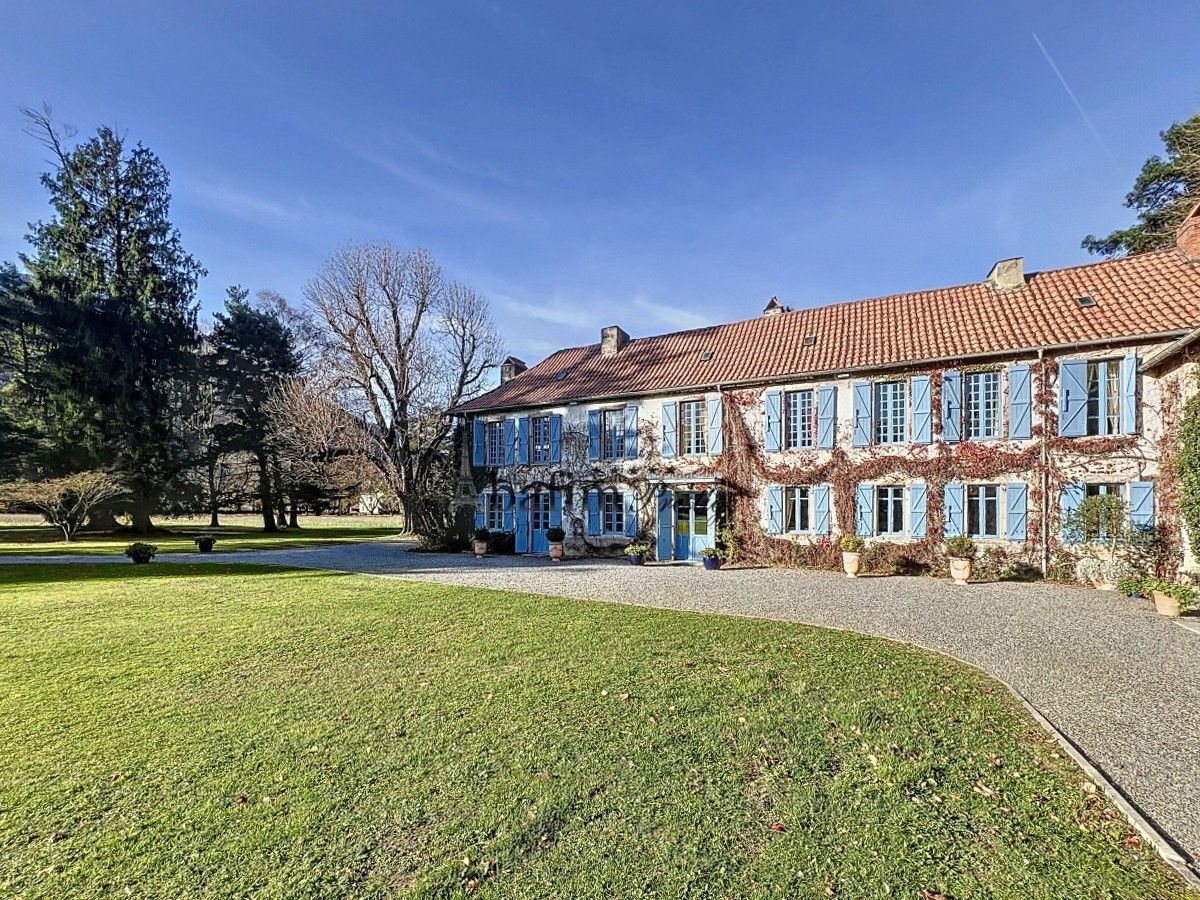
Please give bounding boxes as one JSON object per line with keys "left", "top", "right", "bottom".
{"left": 1084, "top": 482, "right": 1123, "bottom": 541}
{"left": 485, "top": 493, "right": 506, "bottom": 531}
{"left": 875, "top": 486, "right": 904, "bottom": 535}
{"left": 966, "top": 485, "right": 1000, "bottom": 538}
{"left": 602, "top": 489, "right": 624, "bottom": 534}
{"left": 784, "top": 486, "right": 810, "bottom": 532}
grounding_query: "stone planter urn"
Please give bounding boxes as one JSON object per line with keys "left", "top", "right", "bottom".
{"left": 1153, "top": 589, "right": 1181, "bottom": 618}
{"left": 949, "top": 557, "right": 972, "bottom": 586}
{"left": 473, "top": 540, "right": 488, "bottom": 558}
{"left": 548, "top": 542, "right": 564, "bottom": 562}
{"left": 842, "top": 551, "right": 861, "bottom": 578}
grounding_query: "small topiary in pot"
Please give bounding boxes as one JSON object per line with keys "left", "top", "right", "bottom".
{"left": 125, "top": 542, "right": 158, "bottom": 564}
{"left": 195, "top": 536, "right": 217, "bottom": 554}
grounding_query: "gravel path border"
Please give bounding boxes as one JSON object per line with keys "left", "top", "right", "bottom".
{"left": 7, "top": 542, "right": 1200, "bottom": 877}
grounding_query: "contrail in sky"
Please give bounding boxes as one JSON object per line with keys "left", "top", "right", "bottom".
{"left": 1032, "top": 31, "right": 1120, "bottom": 169}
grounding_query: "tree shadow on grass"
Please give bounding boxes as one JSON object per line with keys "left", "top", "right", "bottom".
{"left": 0, "top": 562, "right": 353, "bottom": 590}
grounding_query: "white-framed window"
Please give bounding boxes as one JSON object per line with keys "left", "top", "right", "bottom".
{"left": 1083, "top": 482, "right": 1123, "bottom": 540}
{"left": 485, "top": 421, "right": 505, "bottom": 466}
{"left": 485, "top": 492, "right": 505, "bottom": 530}
{"left": 783, "top": 486, "right": 811, "bottom": 533}
{"left": 601, "top": 490, "right": 625, "bottom": 534}
{"left": 1086, "top": 359, "right": 1121, "bottom": 436}
{"left": 601, "top": 409, "right": 624, "bottom": 459}
{"left": 874, "top": 381, "right": 907, "bottom": 444}
{"left": 784, "top": 389, "right": 816, "bottom": 450}
{"left": 679, "top": 399, "right": 708, "bottom": 456}
{"left": 530, "top": 415, "right": 552, "bottom": 464}
{"left": 875, "top": 485, "right": 904, "bottom": 535}
{"left": 965, "top": 371, "right": 1000, "bottom": 440}
{"left": 966, "top": 484, "right": 1000, "bottom": 538}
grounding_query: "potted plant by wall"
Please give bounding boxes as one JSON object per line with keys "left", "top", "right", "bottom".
{"left": 547, "top": 526, "right": 566, "bottom": 562}
{"left": 125, "top": 542, "right": 157, "bottom": 564}
{"left": 472, "top": 528, "right": 490, "bottom": 558}
{"left": 1149, "top": 579, "right": 1196, "bottom": 618}
{"left": 1117, "top": 573, "right": 1150, "bottom": 600}
{"left": 625, "top": 541, "right": 649, "bottom": 566}
{"left": 700, "top": 546, "right": 722, "bottom": 570}
{"left": 195, "top": 536, "right": 217, "bottom": 554}
{"left": 840, "top": 534, "right": 864, "bottom": 578}
{"left": 945, "top": 535, "right": 976, "bottom": 585}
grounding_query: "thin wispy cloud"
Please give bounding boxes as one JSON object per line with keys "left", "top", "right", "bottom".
{"left": 190, "top": 182, "right": 294, "bottom": 221}
{"left": 1032, "top": 32, "right": 1119, "bottom": 169}
{"left": 631, "top": 295, "right": 714, "bottom": 331}
{"left": 354, "top": 149, "right": 525, "bottom": 224}
{"left": 496, "top": 293, "right": 600, "bottom": 330}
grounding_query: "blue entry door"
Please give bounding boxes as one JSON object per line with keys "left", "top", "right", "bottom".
{"left": 529, "top": 491, "right": 551, "bottom": 553}
{"left": 672, "top": 491, "right": 715, "bottom": 561}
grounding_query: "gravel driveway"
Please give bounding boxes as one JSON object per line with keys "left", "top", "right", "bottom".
{"left": 7, "top": 541, "right": 1200, "bottom": 865}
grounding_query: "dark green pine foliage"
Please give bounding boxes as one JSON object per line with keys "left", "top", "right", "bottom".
{"left": 1084, "top": 111, "right": 1200, "bottom": 257}
{"left": 17, "top": 113, "right": 205, "bottom": 531}
{"left": 208, "top": 287, "right": 299, "bottom": 531}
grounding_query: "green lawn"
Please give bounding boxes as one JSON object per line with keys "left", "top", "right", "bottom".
{"left": 0, "top": 514, "right": 402, "bottom": 556}
{"left": 0, "top": 565, "right": 1188, "bottom": 899}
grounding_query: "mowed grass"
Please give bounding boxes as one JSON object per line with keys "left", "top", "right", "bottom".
{"left": 0, "top": 566, "right": 1188, "bottom": 899}
{"left": 0, "top": 514, "right": 402, "bottom": 556}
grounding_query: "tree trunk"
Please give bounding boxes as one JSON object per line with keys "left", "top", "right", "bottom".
{"left": 288, "top": 495, "right": 299, "bottom": 529}
{"left": 86, "top": 507, "right": 120, "bottom": 531}
{"left": 209, "top": 508, "right": 220, "bottom": 528}
{"left": 257, "top": 452, "right": 278, "bottom": 532}
{"left": 131, "top": 506, "right": 154, "bottom": 535}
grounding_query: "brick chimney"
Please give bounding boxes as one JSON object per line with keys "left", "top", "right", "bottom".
{"left": 985, "top": 257, "right": 1025, "bottom": 291}
{"left": 600, "top": 325, "right": 629, "bottom": 356}
{"left": 1178, "top": 201, "right": 1200, "bottom": 262}
{"left": 499, "top": 356, "right": 527, "bottom": 383}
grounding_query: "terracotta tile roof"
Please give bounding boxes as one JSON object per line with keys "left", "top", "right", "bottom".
{"left": 455, "top": 248, "right": 1200, "bottom": 414}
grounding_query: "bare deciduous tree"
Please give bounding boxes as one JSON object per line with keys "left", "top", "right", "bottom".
{"left": 299, "top": 242, "right": 502, "bottom": 533}
{"left": 0, "top": 471, "right": 125, "bottom": 541}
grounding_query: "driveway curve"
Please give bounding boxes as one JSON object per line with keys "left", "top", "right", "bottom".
{"left": 6, "top": 541, "right": 1200, "bottom": 867}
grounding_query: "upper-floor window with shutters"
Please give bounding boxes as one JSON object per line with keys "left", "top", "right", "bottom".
{"left": 601, "top": 409, "right": 624, "bottom": 459}
{"left": 784, "top": 389, "right": 816, "bottom": 450}
{"left": 530, "top": 416, "right": 552, "bottom": 464}
{"left": 874, "top": 381, "right": 907, "bottom": 445}
{"left": 485, "top": 421, "right": 505, "bottom": 466}
{"left": 679, "top": 399, "right": 708, "bottom": 456}
{"left": 965, "top": 371, "right": 1001, "bottom": 439}
{"left": 1086, "top": 359, "right": 1121, "bottom": 436}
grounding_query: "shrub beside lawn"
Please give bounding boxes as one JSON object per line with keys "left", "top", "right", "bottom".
{"left": 0, "top": 565, "right": 1189, "bottom": 899}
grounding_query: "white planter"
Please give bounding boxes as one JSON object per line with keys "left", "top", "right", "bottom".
{"left": 842, "top": 551, "right": 861, "bottom": 578}
{"left": 549, "top": 542, "right": 564, "bottom": 562}
{"left": 949, "top": 557, "right": 972, "bottom": 585}
{"left": 473, "top": 540, "right": 488, "bottom": 558}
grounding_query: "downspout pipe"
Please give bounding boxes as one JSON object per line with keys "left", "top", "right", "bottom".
{"left": 1038, "top": 348, "right": 1050, "bottom": 576}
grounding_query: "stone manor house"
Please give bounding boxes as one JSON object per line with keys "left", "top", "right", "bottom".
{"left": 453, "top": 206, "right": 1200, "bottom": 573}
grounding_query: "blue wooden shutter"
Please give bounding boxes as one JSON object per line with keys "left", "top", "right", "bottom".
{"left": 942, "top": 370, "right": 962, "bottom": 443}
{"left": 1006, "top": 482, "right": 1027, "bottom": 541}
{"left": 706, "top": 490, "right": 717, "bottom": 541}
{"left": 624, "top": 491, "right": 638, "bottom": 537}
{"left": 549, "top": 490, "right": 562, "bottom": 528}
{"left": 1008, "top": 364, "right": 1032, "bottom": 440}
{"left": 656, "top": 490, "right": 673, "bottom": 560}
{"left": 1058, "top": 360, "right": 1088, "bottom": 437}
{"left": 514, "top": 493, "right": 529, "bottom": 552}
{"left": 517, "top": 416, "right": 530, "bottom": 464}
{"left": 623, "top": 405, "right": 639, "bottom": 459}
{"left": 706, "top": 393, "right": 723, "bottom": 454}
{"left": 1129, "top": 481, "right": 1155, "bottom": 529}
{"left": 501, "top": 492, "right": 513, "bottom": 531}
{"left": 503, "top": 419, "right": 516, "bottom": 466}
{"left": 549, "top": 414, "right": 562, "bottom": 463}
{"left": 472, "top": 419, "right": 485, "bottom": 466}
{"left": 661, "top": 402, "right": 678, "bottom": 458}
{"left": 852, "top": 381, "right": 872, "bottom": 447}
{"left": 943, "top": 482, "right": 965, "bottom": 538}
{"left": 766, "top": 486, "right": 783, "bottom": 534}
{"left": 911, "top": 376, "right": 932, "bottom": 444}
{"left": 587, "top": 410, "right": 601, "bottom": 461}
{"left": 813, "top": 484, "right": 831, "bottom": 535}
{"left": 910, "top": 482, "right": 927, "bottom": 538}
{"left": 1060, "top": 482, "right": 1084, "bottom": 542}
{"left": 1120, "top": 352, "right": 1138, "bottom": 434}
{"left": 764, "top": 390, "right": 782, "bottom": 452}
{"left": 855, "top": 483, "right": 873, "bottom": 536}
{"left": 586, "top": 489, "right": 601, "bottom": 535}
{"left": 475, "top": 491, "right": 486, "bottom": 529}
{"left": 817, "top": 385, "right": 837, "bottom": 449}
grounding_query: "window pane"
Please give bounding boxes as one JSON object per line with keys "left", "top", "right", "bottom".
{"left": 784, "top": 490, "right": 797, "bottom": 532}
{"left": 966, "top": 372, "right": 999, "bottom": 439}
{"left": 1105, "top": 360, "right": 1120, "bottom": 435}
{"left": 984, "top": 487, "right": 998, "bottom": 537}
{"left": 874, "top": 382, "right": 907, "bottom": 444}
{"left": 785, "top": 390, "right": 815, "bottom": 449}
{"left": 679, "top": 400, "right": 707, "bottom": 455}
{"left": 693, "top": 493, "right": 708, "bottom": 535}
{"left": 796, "top": 487, "right": 810, "bottom": 531}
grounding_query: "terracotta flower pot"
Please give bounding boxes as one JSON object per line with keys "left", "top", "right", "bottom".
{"left": 842, "top": 551, "right": 861, "bottom": 578}
{"left": 949, "top": 557, "right": 972, "bottom": 585}
{"left": 549, "top": 542, "right": 564, "bottom": 562}
{"left": 473, "top": 540, "right": 488, "bottom": 558}
{"left": 1153, "top": 589, "right": 1181, "bottom": 618}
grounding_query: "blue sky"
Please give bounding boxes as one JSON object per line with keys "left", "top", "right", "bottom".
{"left": 1, "top": 2, "right": 1197, "bottom": 365}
